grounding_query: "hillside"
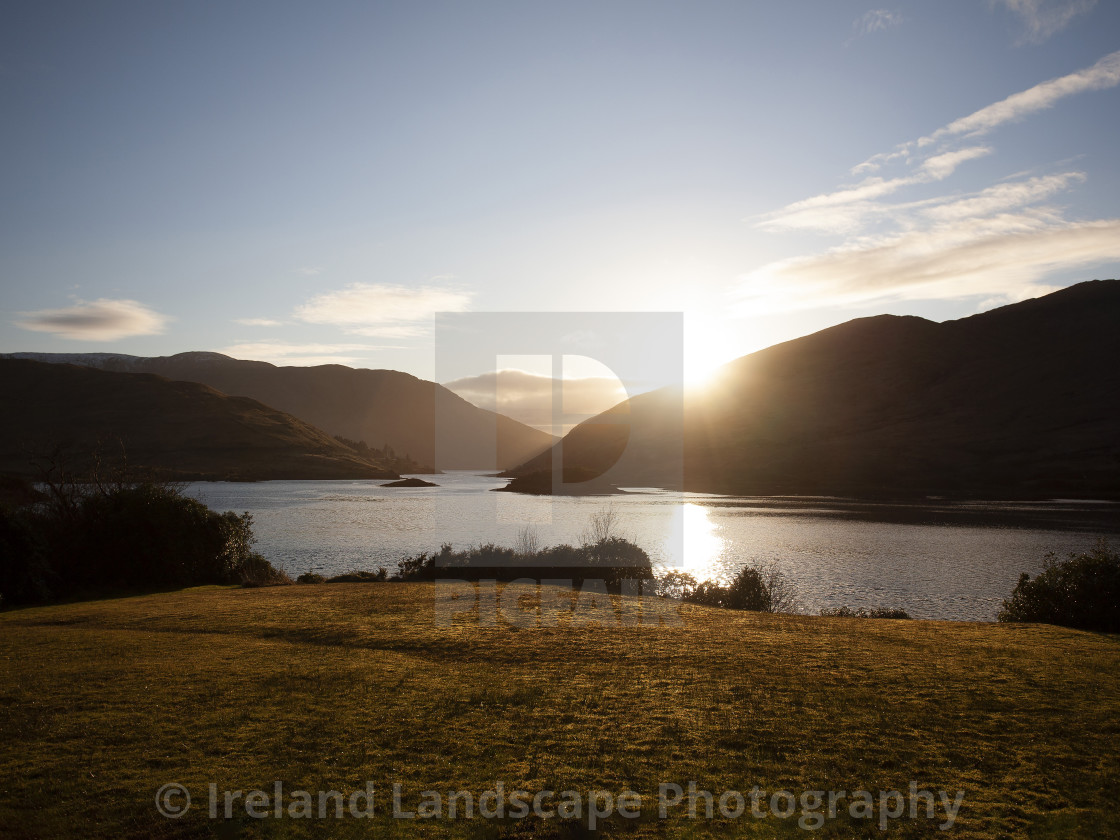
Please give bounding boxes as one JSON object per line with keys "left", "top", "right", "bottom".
{"left": 1, "top": 583, "right": 1118, "bottom": 838}
{"left": 0, "top": 360, "right": 398, "bottom": 481}
{"left": 508, "top": 280, "right": 1120, "bottom": 497}
{"left": 1, "top": 352, "right": 556, "bottom": 471}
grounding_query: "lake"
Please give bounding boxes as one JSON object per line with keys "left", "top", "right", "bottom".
{"left": 186, "top": 472, "right": 1120, "bottom": 621}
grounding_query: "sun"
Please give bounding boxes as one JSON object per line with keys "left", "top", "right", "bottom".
{"left": 684, "top": 355, "right": 721, "bottom": 388}
{"left": 683, "top": 338, "right": 735, "bottom": 389}
{"left": 682, "top": 314, "right": 739, "bottom": 389}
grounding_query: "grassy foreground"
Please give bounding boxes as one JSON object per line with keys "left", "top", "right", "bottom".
{"left": 1, "top": 583, "right": 1118, "bottom": 839}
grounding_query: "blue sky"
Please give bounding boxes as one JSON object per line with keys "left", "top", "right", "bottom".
{"left": 3, "top": 0, "right": 1119, "bottom": 386}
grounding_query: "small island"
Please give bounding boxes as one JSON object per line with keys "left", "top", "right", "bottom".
{"left": 381, "top": 477, "right": 439, "bottom": 488}
{"left": 494, "top": 468, "right": 620, "bottom": 496}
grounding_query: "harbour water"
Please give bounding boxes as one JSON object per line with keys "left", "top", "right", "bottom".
{"left": 187, "top": 472, "right": 1119, "bottom": 621}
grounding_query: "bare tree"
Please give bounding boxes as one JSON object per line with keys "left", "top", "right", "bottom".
{"left": 580, "top": 502, "right": 622, "bottom": 545}
{"left": 514, "top": 525, "right": 541, "bottom": 557}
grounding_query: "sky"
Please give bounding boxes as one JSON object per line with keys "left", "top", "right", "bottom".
{"left": 3, "top": 0, "right": 1119, "bottom": 403}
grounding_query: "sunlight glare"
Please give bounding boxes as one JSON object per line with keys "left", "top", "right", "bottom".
{"left": 664, "top": 502, "right": 725, "bottom": 581}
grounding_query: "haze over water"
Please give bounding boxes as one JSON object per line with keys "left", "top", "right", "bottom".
{"left": 188, "top": 473, "right": 1119, "bottom": 621}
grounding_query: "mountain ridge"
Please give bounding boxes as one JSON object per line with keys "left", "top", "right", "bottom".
{"left": 506, "top": 280, "right": 1120, "bottom": 498}
{"left": 0, "top": 352, "right": 556, "bottom": 471}
{"left": 0, "top": 360, "right": 400, "bottom": 481}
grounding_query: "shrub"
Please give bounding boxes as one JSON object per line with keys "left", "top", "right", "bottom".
{"left": 62, "top": 486, "right": 259, "bottom": 589}
{"left": 0, "top": 474, "right": 287, "bottom": 605}
{"left": 296, "top": 573, "right": 326, "bottom": 584}
{"left": 0, "top": 505, "right": 52, "bottom": 607}
{"left": 820, "top": 606, "right": 911, "bottom": 619}
{"left": 998, "top": 540, "right": 1120, "bottom": 632}
{"left": 392, "top": 538, "right": 653, "bottom": 588}
{"left": 327, "top": 569, "right": 388, "bottom": 583}
{"left": 675, "top": 564, "right": 799, "bottom": 613}
{"left": 654, "top": 570, "right": 699, "bottom": 600}
{"left": 238, "top": 552, "right": 292, "bottom": 587}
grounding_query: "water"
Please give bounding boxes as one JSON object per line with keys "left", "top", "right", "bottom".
{"left": 186, "top": 473, "right": 1120, "bottom": 622}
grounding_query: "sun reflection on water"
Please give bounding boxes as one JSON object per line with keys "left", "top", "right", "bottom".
{"left": 661, "top": 502, "right": 726, "bottom": 582}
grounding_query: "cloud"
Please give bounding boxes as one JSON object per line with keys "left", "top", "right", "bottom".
{"left": 851, "top": 147, "right": 911, "bottom": 176}
{"left": 14, "top": 298, "right": 169, "bottom": 341}
{"left": 851, "top": 50, "right": 1120, "bottom": 175}
{"left": 846, "top": 9, "right": 902, "bottom": 43}
{"left": 234, "top": 317, "right": 285, "bottom": 327}
{"left": 220, "top": 341, "right": 398, "bottom": 367}
{"left": 294, "top": 283, "right": 471, "bottom": 337}
{"left": 918, "top": 146, "right": 993, "bottom": 179}
{"left": 993, "top": 0, "right": 1098, "bottom": 44}
{"left": 919, "top": 49, "right": 1120, "bottom": 146}
{"left": 740, "top": 215, "right": 1120, "bottom": 311}
{"left": 742, "top": 49, "right": 1120, "bottom": 310}
{"left": 758, "top": 146, "right": 992, "bottom": 233}
{"left": 443, "top": 369, "right": 627, "bottom": 433}
{"left": 921, "top": 171, "right": 1085, "bottom": 222}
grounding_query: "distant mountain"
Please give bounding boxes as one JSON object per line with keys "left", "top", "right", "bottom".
{"left": 0, "top": 360, "right": 399, "bottom": 481}
{"left": 506, "top": 280, "right": 1120, "bottom": 498}
{"left": 1, "top": 352, "right": 556, "bottom": 470}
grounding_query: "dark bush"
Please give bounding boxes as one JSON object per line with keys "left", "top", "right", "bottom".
{"left": 820, "top": 606, "right": 911, "bottom": 619}
{"left": 654, "top": 570, "right": 699, "bottom": 600}
{"left": 998, "top": 541, "right": 1120, "bottom": 632}
{"left": 674, "top": 564, "right": 798, "bottom": 613}
{"left": 393, "top": 538, "right": 653, "bottom": 589}
{"left": 238, "top": 552, "right": 292, "bottom": 587}
{"left": 60, "top": 485, "right": 260, "bottom": 589}
{"left": 296, "top": 572, "right": 326, "bottom": 584}
{"left": 327, "top": 569, "right": 388, "bottom": 583}
{"left": 0, "top": 505, "right": 53, "bottom": 605}
{"left": 1, "top": 478, "right": 288, "bottom": 606}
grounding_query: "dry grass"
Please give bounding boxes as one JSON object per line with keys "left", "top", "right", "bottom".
{"left": 1, "top": 583, "right": 1118, "bottom": 838}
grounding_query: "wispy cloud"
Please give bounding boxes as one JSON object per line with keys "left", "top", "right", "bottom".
{"left": 294, "top": 283, "right": 471, "bottom": 337}
{"left": 234, "top": 317, "right": 285, "bottom": 327}
{"left": 740, "top": 216, "right": 1120, "bottom": 311}
{"left": 443, "top": 369, "right": 627, "bottom": 434}
{"left": 14, "top": 298, "right": 169, "bottom": 341}
{"left": 846, "top": 9, "right": 902, "bottom": 44}
{"left": 758, "top": 146, "right": 992, "bottom": 233}
{"left": 921, "top": 171, "right": 1084, "bottom": 222}
{"left": 220, "top": 341, "right": 398, "bottom": 367}
{"left": 919, "top": 49, "right": 1120, "bottom": 146}
{"left": 993, "top": 0, "right": 1097, "bottom": 45}
{"left": 850, "top": 50, "right": 1120, "bottom": 175}
{"left": 741, "top": 50, "right": 1120, "bottom": 311}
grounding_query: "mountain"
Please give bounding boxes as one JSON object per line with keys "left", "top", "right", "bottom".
{"left": 0, "top": 360, "right": 399, "bottom": 481}
{"left": 0, "top": 353, "right": 556, "bottom": 470}
{"left": 506, "top": 280, "right": 1120, "bottom": 498}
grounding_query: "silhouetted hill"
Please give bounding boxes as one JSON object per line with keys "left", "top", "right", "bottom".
{"left": 0, "top": 360, "right": 399, "bottom": 481}
{"left": 506, "top": 280, "right": 1120, "bottom": 498}
{"left": 0, "top": 353, "right": 555, "bottom": 471}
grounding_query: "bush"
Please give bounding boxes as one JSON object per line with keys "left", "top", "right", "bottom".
{"left": 0, "top": 476, "right": 288, "bottom": 605}
{"left": 327, "top": 569, "right": 388, "bottom": 583}
{"left": 238, "top": 552, "right": 292, "bottom": 587}
{"left": 998, "top": 540, "right": 1120, "bottom": 632}
{"left": 654, "top": 570, "right": 699, "bottom": 600}
{"left": 0, "top": 505, "right": 52, "bottom": 606}
{"left": 673, "top": 564, "right": 799, "bottom": 613}
{"left": 296, "top": 572, "right": 326, "bottom": 584}
{"left": 820, "top": 606, "right": 911, "bottom": 619}
{"left": 393, "top": 538, "right": 654, "bottom": 589}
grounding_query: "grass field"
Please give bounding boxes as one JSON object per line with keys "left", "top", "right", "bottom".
{"left": 1, "top": 582, "right": 1118, "bottom": 838}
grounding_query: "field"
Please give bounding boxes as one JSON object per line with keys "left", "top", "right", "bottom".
{"left": 1, "top": 582, "right": 1118, "bottom": 838}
